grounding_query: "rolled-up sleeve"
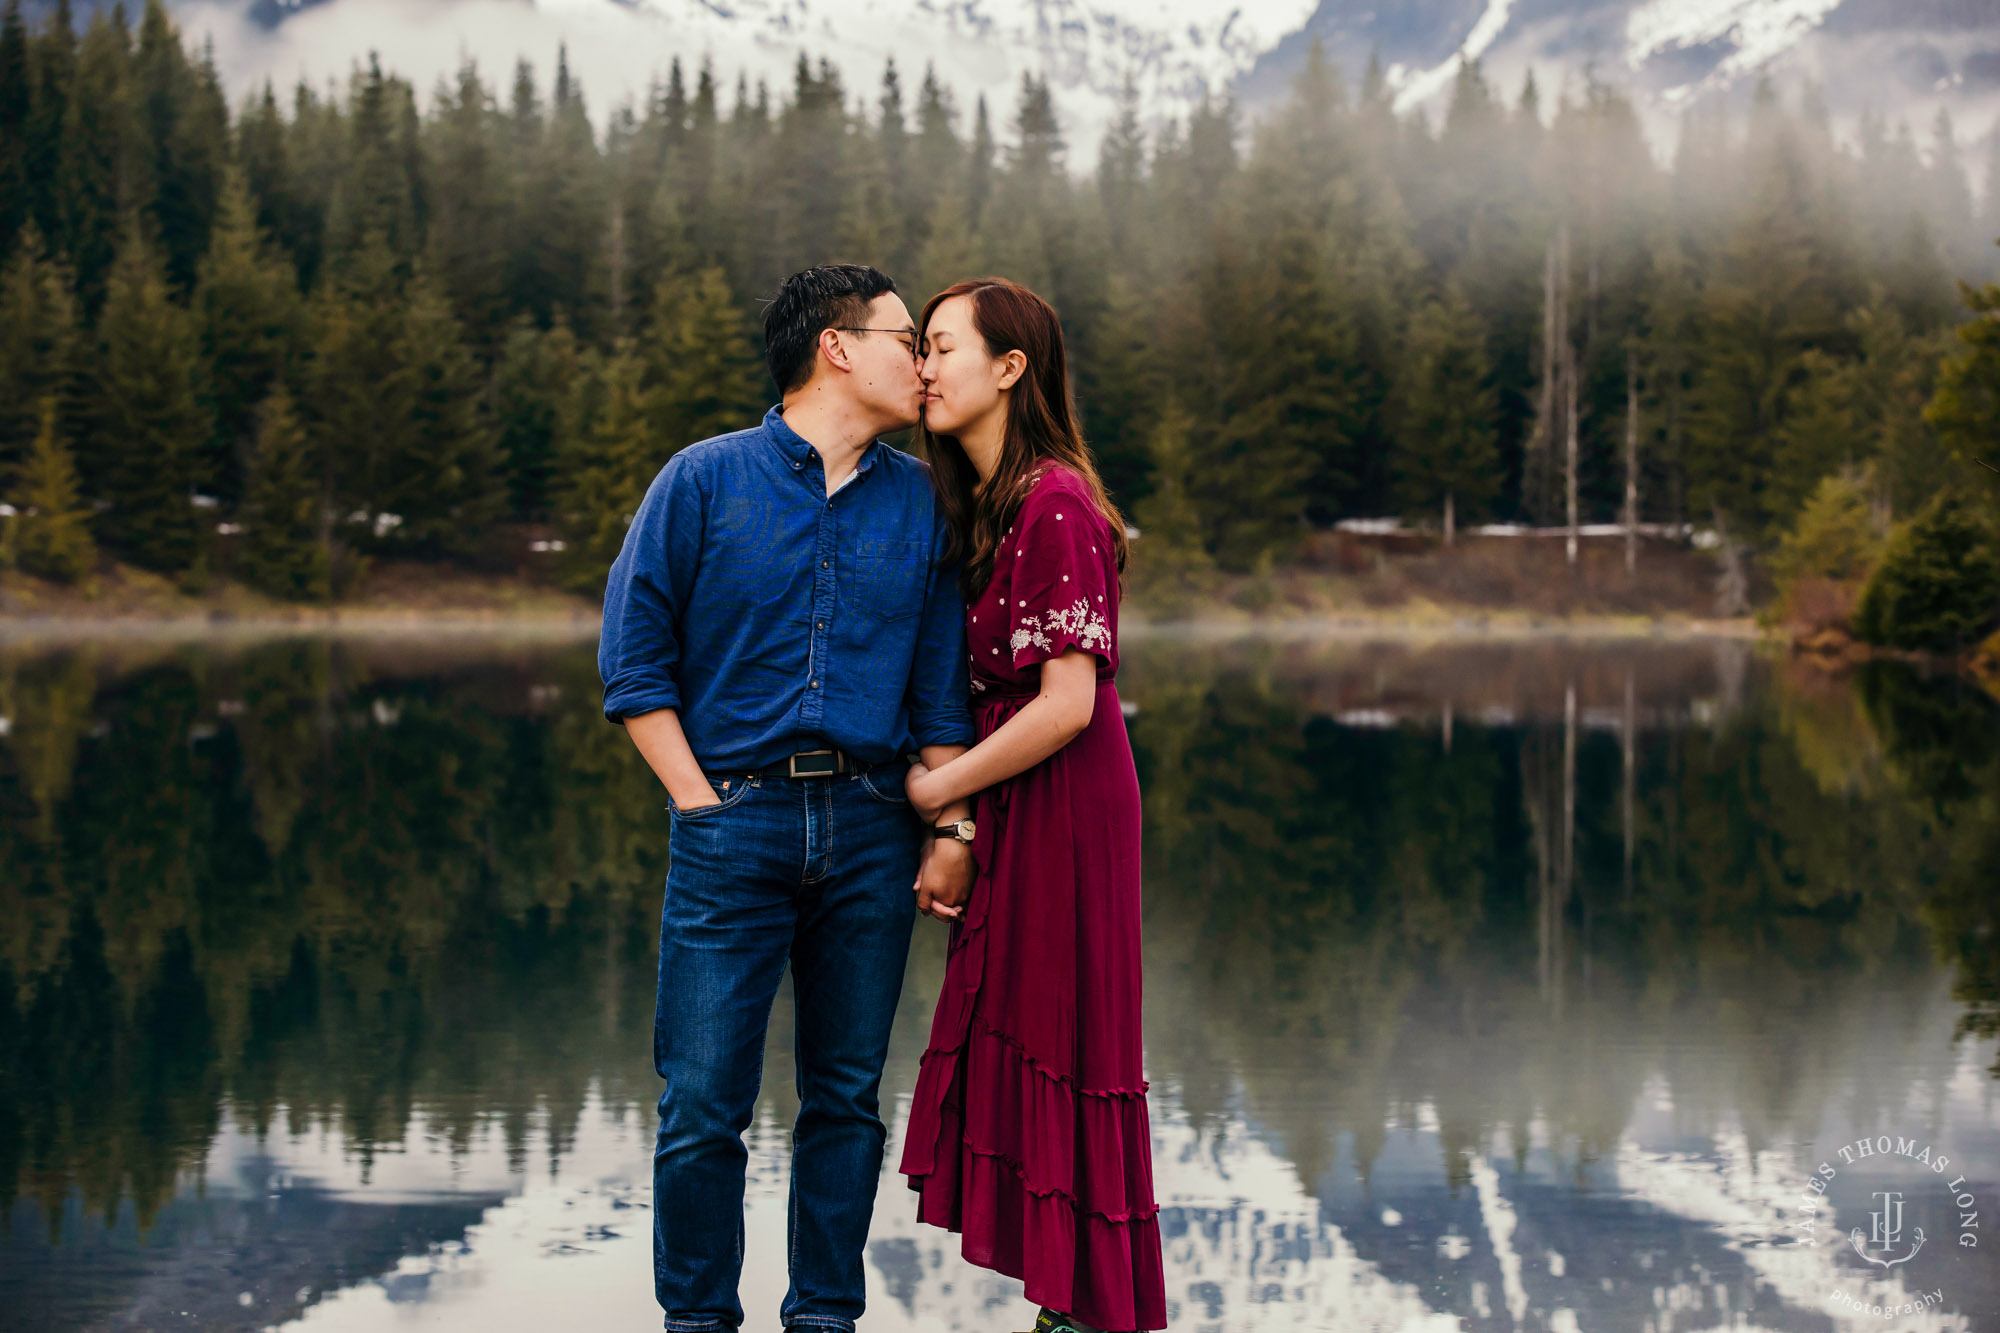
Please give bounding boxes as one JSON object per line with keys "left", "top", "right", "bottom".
{"left": 905, "top": 515, "right": 977, "bottom": 748}
{"left": 599, "top": 454, "right": 704, "bottom": 723}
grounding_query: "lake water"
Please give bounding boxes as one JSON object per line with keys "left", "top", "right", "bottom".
{"left": 1, "top": 634, "right": 1996, "bottom": 1332}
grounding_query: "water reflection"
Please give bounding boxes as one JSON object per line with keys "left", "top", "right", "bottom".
{"left": 0, "top": 637, "right": 1994, "bottom": 1330}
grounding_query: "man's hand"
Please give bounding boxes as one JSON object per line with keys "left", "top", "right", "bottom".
{"left": 914, "top": 838, "right": 973, "bottom": 923}
{"left": 670, "top": 782, "right": 722, "bottom": 813}
{"left": 622, "top": 710, "right": 720, "bottom": 812}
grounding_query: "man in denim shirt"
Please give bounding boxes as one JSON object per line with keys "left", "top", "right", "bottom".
{"left": 599, "top": 265, "right": 976, "bottom": 1333}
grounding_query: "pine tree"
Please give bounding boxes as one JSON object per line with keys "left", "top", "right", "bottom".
{"left": 1393, "top": 286, "right": 1500, "bottom": 544}
{"left": 309, "top": 251, "right": 499, "bottom": 556}
{"left": 1926, "top": 276, "right": 2000, "bottom": 523}
{"left": 1208, "top": 219, "right": 1359, "bottom": 567}
{"left": 642, "top": 266, "right": 766, "bottom": 449}
{"left": 324, "top": 55, "right": 420, "bottom": 269}
{"left": 907, "top": 64, "right": 961, "bottom": 271}
{"left": 306, "top": 238, "right": 404, "bottom": 540}
{"left": 876, "top": 59, "right": 913, "bottom": 273}
{"left": 11, "top": 396, "right": 96, "bottom": 583}
{"left": 195, "top": 166, "right": 300, "bottom": 505}
{"left": 554, "top": 343, "right": 656, "bottom": 589}
{"left": 1078, "top": 271, "right": 1159, "bottom": 506}
{"left": 56, "top": 6, "right": 137, "bottom": 304}
{"left": 1129, "top": 403, "right": 1217, "bottom": 601}
{"left": 86, "top": 225, "right": 212, "bottom": 571}
{"left": 425, "top": 58, "right": 512, "bottom": 353}
{"left": 493, "top": 317, "right": 582, "bottom": 521}
{"left": 0, "top": 0, "right": 29, "bottom": 256}
{"left": 133, "top": 0, "right": 226, "bottom": 289}
{"left": 23, "top": 0, "right": 76, "bottom": 252}
{"left": 516, "top": 45, "right": 602, "bottom": 329}
{"left": 388, "top": 273, "right": 502, "bottom": 553}
{"left": 967, "top": 95, "right": 993, "bottom": 229}
{"left": 237, "top": 386, "right": 328, "bottom": 602}
{"left": 1097, "top": 77, "right": 1144, "bottom": 252}
{"left": 0, "top": 226, "right": 81, "bottom": 486}
{"left": 1685, "top": 118, "right": 1859, "bottom": 540}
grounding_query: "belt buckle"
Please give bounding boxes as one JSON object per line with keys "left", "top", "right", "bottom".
{"left": 787, "top": 749, "right": 839, "bottom": 778}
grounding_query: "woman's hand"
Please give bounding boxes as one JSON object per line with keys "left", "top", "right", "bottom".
{"left": 905, "top": 760, "right": 947, "bottom": 826}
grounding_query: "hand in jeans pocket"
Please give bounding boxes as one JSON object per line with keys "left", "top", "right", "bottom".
{"left": 671, "top": 777, "right": 735, "bottom": 816}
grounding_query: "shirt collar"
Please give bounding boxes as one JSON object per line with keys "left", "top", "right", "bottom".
{"left": 764, "top": 404, "right": 882, "bottom": 484}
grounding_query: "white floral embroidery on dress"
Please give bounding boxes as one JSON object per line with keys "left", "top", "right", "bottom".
{"left": 1009, "top": 597, "right": 1110, "bottom": 659}
{"left": 1009, "top": 623, "right": 1053, "bottom": 656}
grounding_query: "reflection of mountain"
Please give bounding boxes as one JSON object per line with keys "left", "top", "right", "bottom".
{"left": 2, "top": 1173, "right": 502, "bottom": 1331}
{"left": 0, "top": 640, "right": 1996, "bottom": 1328}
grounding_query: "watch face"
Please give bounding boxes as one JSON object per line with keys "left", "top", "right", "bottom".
{"left": 957, "top": 819, "right": 976, "bottom": 840}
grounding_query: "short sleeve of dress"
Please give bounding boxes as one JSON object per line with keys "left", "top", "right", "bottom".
{"left": 1005, "top": 473, "right": 1116, "bottom": 670}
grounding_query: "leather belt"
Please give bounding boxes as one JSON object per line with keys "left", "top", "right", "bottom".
{"left": 753, "top": 749, "right": 866, "bottom": 781}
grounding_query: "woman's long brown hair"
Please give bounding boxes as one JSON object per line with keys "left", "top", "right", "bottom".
{"left": 916, "top": 278, "right": 1128, "bottom": 600}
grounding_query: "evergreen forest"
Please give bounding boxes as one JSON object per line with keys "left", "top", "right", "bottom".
{"left": 4, "top": 0, "right": 2000, "bottom": 601}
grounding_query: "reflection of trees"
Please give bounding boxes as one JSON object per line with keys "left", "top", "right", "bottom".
{"left": 1857, "top": 663, "right": 2000, "bottom": 1073}
{"left": 3, "top": 636, "right": 1995, "bottom": 1253}
{"left": 1128, "top": 649, "right": 1996, "bottom": 1210}
{"left": 0, "top": 642, "right": 667, "bottom": 1229}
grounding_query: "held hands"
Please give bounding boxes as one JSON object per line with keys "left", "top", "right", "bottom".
{"left": 914, "top": 837, "right": 972, "bottom": 923}
{"left": 906, "top": 759, "right": 970, "bottom": 924}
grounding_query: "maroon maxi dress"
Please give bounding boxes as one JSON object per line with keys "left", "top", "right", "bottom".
{"left": 900, "top": 464, "right": 1167, "bottom": 1331}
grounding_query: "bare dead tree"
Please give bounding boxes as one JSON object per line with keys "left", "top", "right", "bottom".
{"left": 1625, "top": 347, "right": 1640, "bottom": 577}
{"left": 1562, "top": 223, "right": 1579, "bottom": 568}
{"left": 1529, "top": 237, "right": 1560, "bottom": 524}
{"left": 1712, "top": 504, "right": 1749, "bottom": 617}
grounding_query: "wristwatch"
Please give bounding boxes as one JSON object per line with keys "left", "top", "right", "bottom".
{"left": 933, "top": 818, "right": 976, "bottom": 845}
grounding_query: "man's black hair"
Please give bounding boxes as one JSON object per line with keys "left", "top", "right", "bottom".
{"left": 763, "top": 264, "right": 900, "bottom": 394}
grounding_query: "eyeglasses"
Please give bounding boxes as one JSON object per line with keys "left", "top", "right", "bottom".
{"left": 837, "top": 327, "right": 924, "bottom": 359}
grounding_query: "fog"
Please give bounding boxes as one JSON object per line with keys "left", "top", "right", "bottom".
{"left": 170, "top": 0, "right": 1321, "bottom": 153}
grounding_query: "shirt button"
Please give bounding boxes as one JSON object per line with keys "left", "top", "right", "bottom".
{"left": 810, "top": 680, "right": 819, "bottom": 688}
{"left": 816, "top": 622, "right": 824, "bottom": 630}
{"left": 821, "top": 561, "right": 829, "bottom": 568}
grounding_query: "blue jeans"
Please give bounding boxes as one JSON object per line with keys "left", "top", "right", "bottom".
{"left": 653, "top": 767, "right": 923, "bottom": 1333}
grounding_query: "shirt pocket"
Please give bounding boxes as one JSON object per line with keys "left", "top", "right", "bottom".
{"left": 842, "top": 539, "right": 927, "bottom": 623}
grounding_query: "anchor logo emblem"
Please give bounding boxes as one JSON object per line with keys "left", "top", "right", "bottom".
{"left": 1851, "top": 1191, "right": 1926, "bottom": 1268}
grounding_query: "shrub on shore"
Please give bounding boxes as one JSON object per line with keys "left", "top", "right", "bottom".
{"left": 1768, "top": 468, "right": 1885, "bottom": 636}
{"left": 1854, "top": 492, "right": 2000, "bottom": 653}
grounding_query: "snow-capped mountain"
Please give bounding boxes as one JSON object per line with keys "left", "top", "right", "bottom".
{"left": 33, "top": 0, "right": 2000, "bottom": 147}
{"left": 151, "top": 0, "right": 1320, "bottom": 154}
{"left": 1246, "top": 0, "right": 2000, "bottom": 133}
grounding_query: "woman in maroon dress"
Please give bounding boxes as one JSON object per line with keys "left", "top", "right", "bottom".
{"left": 898, "top": 278, "right": 1166, "bottom": 1333}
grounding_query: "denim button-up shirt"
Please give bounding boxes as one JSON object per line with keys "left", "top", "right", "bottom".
{"left": 598, "top": 405, "right": 975, "bottom": 772}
